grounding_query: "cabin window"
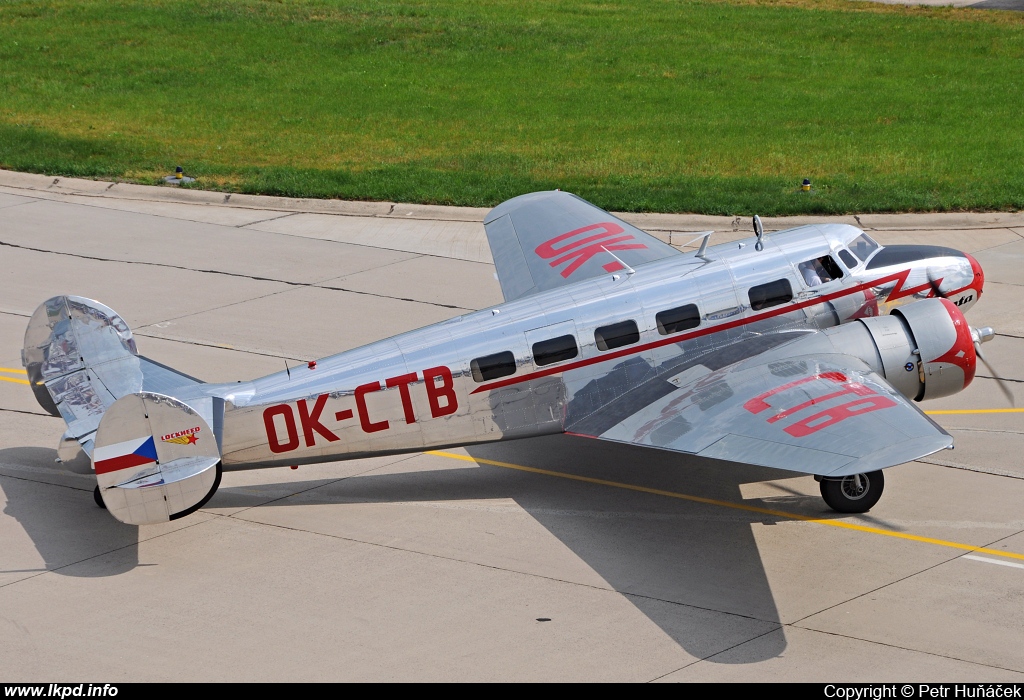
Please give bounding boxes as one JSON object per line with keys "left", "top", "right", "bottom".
{"left": 749, "top": 279, "right": 793, "bottom": 311}
{"left": 797, "top": 255, "right": 843, "bottom": 288}
{"left": 471, "top": 351, "right": 516, "bottom": 383}
{"left": 838, "top": 249, "right": 859, "bottom": 269}
{"left": 850, "top": 234, "right": 880, "bottom": 262}
{"left": 656, "top": 304, "right": 701, "bottom": 335}
{"left": 595, "top": 320, "right": 640, "bottom": 351}
{"left": 532, "top": 335, "right": 579, "bottom": 367}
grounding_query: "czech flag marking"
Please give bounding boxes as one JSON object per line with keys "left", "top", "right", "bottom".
{"left": 94, "top": 436, "right": 158, "bottom": 475}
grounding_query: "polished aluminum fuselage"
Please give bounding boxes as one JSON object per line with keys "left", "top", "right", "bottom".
{"left": 211, "top": 225, "right": 978, "bottom": 469}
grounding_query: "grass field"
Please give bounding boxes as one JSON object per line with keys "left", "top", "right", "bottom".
{"left": 1, "top": 0, "right": 1022, "bottom": 214}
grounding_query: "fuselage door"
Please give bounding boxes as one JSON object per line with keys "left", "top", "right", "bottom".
{"left": 515, "top": 320, "right": 580, "bottom": 431}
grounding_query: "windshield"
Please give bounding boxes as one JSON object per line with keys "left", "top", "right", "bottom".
{"left": 849, "top": 233, "right": 880, "bottom": 262}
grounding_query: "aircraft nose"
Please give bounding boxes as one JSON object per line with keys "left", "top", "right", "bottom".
{"left": 964, "top": 252, "right": 985, "bottom": 298}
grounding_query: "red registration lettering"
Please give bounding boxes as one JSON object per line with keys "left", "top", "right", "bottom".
{"left": 263, "top": 404, "right": 299, "bottom": 453}
{"left": 743, "top": 372, "right": 848, "bottom": 415}
{"left": 534, "top": 223, "right": 647, "bottom": 279}
{"left": 297, "top": 394, "right": 340, "bottom": 446}
{"left": 766, "top": 382, "right": 876, "bottom": 424}
{"left": 355, "top": 381, "right": 390, "bottom": 433}
{"left": 423, "top": 365, "right": 457, "bottom": 418}
{"left": 784, "top": 395, "right": 898, "bottom": 438}
{"left": 386, "top": 372, "right": 418, "bottom": 424}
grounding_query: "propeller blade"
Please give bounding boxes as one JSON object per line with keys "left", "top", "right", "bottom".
{"left": 975, "top": 342, "right": 1015, "bottom": 406}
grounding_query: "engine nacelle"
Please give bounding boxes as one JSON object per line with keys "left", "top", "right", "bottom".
{"left": 857, "top": 298, "right": 975, "bottom": 401}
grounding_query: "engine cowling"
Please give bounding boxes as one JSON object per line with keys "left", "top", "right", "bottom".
{"left": 857, "top": 298, "right": 976, "bottom": 401}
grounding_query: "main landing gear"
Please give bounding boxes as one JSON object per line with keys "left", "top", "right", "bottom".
{"left": 818, "top": 470, "right": 884, "bottom": 513}
{"left": 94, "top": 485, "right": 106, "bottom": 510}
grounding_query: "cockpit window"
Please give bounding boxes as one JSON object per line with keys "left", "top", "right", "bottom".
{"left": 849, "top": 234, "right": 880, "bottom": 262}
{"left": 838, "top": 249, "right": 859, "bottom": 269}
{"left": 798, "top": 255, "right": 843, "bottom": 288}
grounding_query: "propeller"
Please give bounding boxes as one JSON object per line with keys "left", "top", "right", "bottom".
{"left": 926, "top": 272, "right": 944, "bottom": 299}
{"left": 971, "top": 326, "right": 1015, "bottom": 407}
{"left": 926, "top": 270, "right": 1013, "bottom": 405}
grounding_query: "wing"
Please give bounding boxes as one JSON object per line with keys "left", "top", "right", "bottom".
{"left": 484, "top": 191, "right": 680, "bottom": 302}
{"left": 567, "top": 352, "right": 951, "bottom": 477}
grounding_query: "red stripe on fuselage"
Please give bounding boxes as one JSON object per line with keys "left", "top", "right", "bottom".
{"left": 94, "top": 452, "right": 156, "bottom": 475}
{"left": 470, "top": 267, "right": 972, "bottom": 395}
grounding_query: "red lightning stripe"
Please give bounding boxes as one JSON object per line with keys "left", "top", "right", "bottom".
{"left": 470, "top": 267, "right": 976, "bottom": 395}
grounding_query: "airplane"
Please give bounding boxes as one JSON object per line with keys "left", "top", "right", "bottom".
{"left": 20, "top": 191, "right": 1008, "bottom": 526}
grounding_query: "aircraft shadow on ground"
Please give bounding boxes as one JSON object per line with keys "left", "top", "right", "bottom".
{"left": 211, "top": 435, "right": 845, "bottom": 664}
{"left": 0, "top": 446, "right": 139, "bottom": 577}
{"left": 4, "top": 435, "right": 844, "bottom": 662}
{"left": 474, "top": 437, "right": 795, "bottom": 664}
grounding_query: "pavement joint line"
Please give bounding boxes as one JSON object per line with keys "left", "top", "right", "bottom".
{"left": 650, "top": 616, "right": 1024, "bottom": 681}
{"left": 973, "top": 374, "right": 1024, "bottom": 384}
{"left": 644, "top": 624, "right": 784, "bottom": 682}
{"left": 133, "top": 332, "right": 305, "bottom": 363}
{"left": 0, "top": 510, "right": 217, "bottom": 591}
{"left": 916, "top": 459, "right": 1024, "bottom": 480}
{"left": 0, "top": 238, "right": 472, "bottom": 312}
{"left": 0, "top": 470, "right": 91, "bottom": 493}
{"left": 787, "top": 547, "right": 984, "bottom": 635}
{"left": 0, "top": 184, "right": 494, "bottom": 265}
{"left": 784, "top": 622, "right": 1024, "bottom": 677}
{"left": 225, "top": 503, "right": 783, "bottom": 629}
{"left": 426, "top": 451, "right": 1024, "bottom": 562}
{"left": 0, "top": 200, "right": 37, "bottom": 212}
{"left": 204, "top": 219, "right": 495, "bottom": 267}
{"left": 134, "top": 285, "right": 320, "bottom": 332}
{"left": 309, "top": 253, "right": 442, "bottom": 289}
{"left": 236, "top": 212, "right": 298, "bottom": 228}
{"left": 206, "top": 459, "right": 785, "bottom": 628}
{"left": 0, "top": 406, "right": 52, "bottom": 418}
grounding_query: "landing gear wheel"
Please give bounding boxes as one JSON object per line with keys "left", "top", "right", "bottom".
{"left": 820, "top": 470, "right": 884, "bottom": 513}
{"left": 93, "top": 485, "right": 106, "bottom": 509}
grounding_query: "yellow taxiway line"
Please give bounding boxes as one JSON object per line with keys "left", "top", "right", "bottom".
{"left": 0, "top": 376, "right": 30, "bottom": 385}
{"left": 0, "top": 367, "right": 29, "bottom": 386}
{"left": 427, "top": 450, "right": 1024, "bottom": 563}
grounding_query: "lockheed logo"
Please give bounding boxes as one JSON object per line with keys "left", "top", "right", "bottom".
{"left": 534, "top": 222, "right": 647, "bottom": 278}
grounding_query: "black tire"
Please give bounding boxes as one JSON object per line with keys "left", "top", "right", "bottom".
{"left": 94, "top": 485, "right": 106, "bottom": 509}
{"left": 820, "top": 470, "right": 884, "bottom": 513}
